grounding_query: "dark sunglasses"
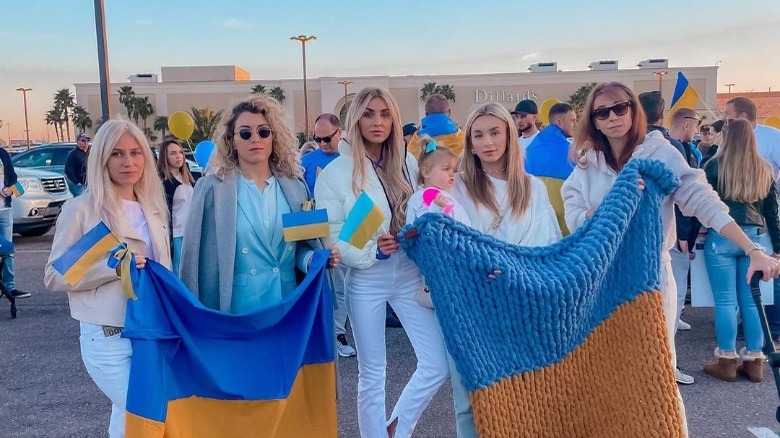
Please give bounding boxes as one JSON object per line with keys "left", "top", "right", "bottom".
{"left": 592, "top": 101, "right": 632, "bottom": 120}
{"left": 234, "top": 126, "right": 272, "bottom": 140}
{"left": 313, "top": 128, "right": 339, "bottom": 144}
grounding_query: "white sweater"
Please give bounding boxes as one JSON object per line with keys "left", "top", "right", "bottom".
{"left": 561, "top": 130, "right": 733, "bottom": 260}
{"left": 452, "top": 173, "right": 561, "bottom": 246}
{"left": 315, "top": 140, "right": 418, "bottom": 270}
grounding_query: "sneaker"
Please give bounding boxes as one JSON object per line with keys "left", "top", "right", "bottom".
{"left": 677, "top": 319, "right": 691, "bottom": 331}
{"left": 336, "top": 334, "right": 356, "bottom": 357}
{"left": 9, "top": 289, "right": 31, "bottom": 299}
{"left": 675, "top": 367, "right": 695, "bottom": 385}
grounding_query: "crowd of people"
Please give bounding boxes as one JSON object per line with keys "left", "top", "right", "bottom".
{"left": 41, "top": 82, "right": 780, "bottom": 437}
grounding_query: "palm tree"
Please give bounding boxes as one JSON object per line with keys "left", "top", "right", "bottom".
{"left": 143, "top": 127, "right": 157, "bottom": 143}
{"left": 567, "top": 82, "right": 598, "bottom": 117}
{"left": 435, "top": 84, "right": 456, "bottom": 102}
{"left": 118, "top": 85, "right": 136, "bottom": 117}
{"left": 136, "top": 96, "right": 155, "bottom": 130}
{"left": 45, "top": 108, "right": 63, "bottom": 142}
{"left": 269, "top": 86, "right": 286, "bottom": 103}
{"left": 71, "top": 105, "right": 93, "bottom": 133}
{"left": 190, "top": 107, "right": 225, "bottom": 145}
{"left": 251, "top": 84, "right": 267, "bottom": 94}
{"left": 54, "top": 88, "right": 76, "bottom": 140}
{"left": 420, "top": 82, "right": 438, "bottom": 101}
{"left": 154, "top": 115, "right": 169, "bottom": 140}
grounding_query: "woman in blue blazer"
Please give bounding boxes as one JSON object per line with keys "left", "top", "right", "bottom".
{"left": 180, "top": 95, "right": 339, "bottom": 313}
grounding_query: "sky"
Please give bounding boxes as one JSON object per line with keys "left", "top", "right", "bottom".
{"left": 1, "top": 0, "right": 779, "bottom": 142}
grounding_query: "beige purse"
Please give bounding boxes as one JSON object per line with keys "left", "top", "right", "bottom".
{"left": 415, "top": 281, "right": 433, "bottom": 308}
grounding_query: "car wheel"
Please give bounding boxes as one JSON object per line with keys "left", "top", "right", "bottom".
{"left": 18, "top": 226, "right": 52, "bottom": 237}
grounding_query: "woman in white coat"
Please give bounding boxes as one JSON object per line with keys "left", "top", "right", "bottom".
{"left": 44, "top": 119, "right": 171, "bottom": 438}
{"left": 315, "top": 87, "right": 448, "bottom": 438}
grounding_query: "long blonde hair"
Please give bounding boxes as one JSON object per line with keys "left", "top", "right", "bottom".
{"left": 84, "top": 118, "right": 168, "bottom": 232}
{"left": 460, "top": 102, "right": 531, "bottom": 218}
{"left": 710, "top": 118, "right": 772, "bottom": 202}
{"left": 157, "top": 139, "right": 195, "bottom": 185}
{"left": 210, "top": 95, "right": 301, "bottom": 178}
{"left": 344, "top": 87, "right": 412, "bottom": 234}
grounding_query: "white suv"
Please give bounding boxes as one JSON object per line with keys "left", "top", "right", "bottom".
{"left": 12, "top": 168, "right": 73, "bottom": 237}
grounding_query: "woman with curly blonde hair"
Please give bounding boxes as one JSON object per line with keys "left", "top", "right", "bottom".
{"left": 180, "top": 94, "right": 339, "bottom": 313}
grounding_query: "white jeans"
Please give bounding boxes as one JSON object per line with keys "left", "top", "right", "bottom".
{"left": 670, "top": 247, "right": 690, "bottom": 335}
{"left": 79, "top": 321, "right": 131, "bottom": 438}
{"left": 346, "top": 251, "right": 449, "bottom": 438}
{"left": 331, "top": 266, "right": 349, "bottom": 336}
{"left": 660, "top": 259, "right": 689, "bottom": 437}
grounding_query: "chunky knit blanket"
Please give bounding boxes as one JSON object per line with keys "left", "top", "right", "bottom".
{"left": 399, "top": 159, "right": 684, "bottom": 437}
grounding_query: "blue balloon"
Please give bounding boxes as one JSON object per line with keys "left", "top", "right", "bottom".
{"left": 194, "top": 140, "right": 216, "bottom": 169}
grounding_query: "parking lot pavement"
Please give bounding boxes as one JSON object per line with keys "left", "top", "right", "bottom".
{"left": 2, "top": 232, "right": 780, "bottom": 437}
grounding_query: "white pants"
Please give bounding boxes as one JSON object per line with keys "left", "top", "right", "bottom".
{"left": 670, "top": 247, "right": 690, "bottom": 335}
{"left": 346, "top": 251, "right": 449, "bottom": 438}
{"left": 331, "top": 266, "right": 349, "bottom": 336}
{"left": 660, "top": 259, "right": 689, "bottom": 437}
{"left": 79, "top": 321, "right": 131, "bottom": 438}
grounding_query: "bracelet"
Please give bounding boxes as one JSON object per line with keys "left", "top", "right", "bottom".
{"left": 376, "top": 247, "right": 390, "bottom": 260}
{"left": 747, "top": 246, "right": 764, "bottom": 256}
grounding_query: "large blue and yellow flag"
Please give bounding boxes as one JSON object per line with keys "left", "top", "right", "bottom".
{"left": 669, "top": 71, "right": 701, "bottom": 121}
{"left": 400, "top": 159, "right": 684, "bottom": 437}
{"left": 123, "top": 250, "right": 336, "bottom": 437}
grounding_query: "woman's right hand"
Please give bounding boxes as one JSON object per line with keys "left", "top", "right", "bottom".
{"left": 115, "top": 253, "right": 147, "bottom": 277}
{"left": 377, "top": 233, "right": 399, "bottom": 255}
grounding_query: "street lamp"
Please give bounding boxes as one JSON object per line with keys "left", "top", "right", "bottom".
{"left": 290, "top": 34, "right": 316, "bottom": 140}
{"left": 725, "top": 83, "right": 735, "bottom": 100}
{"left": 16, "top": 87, "right": 32, "bottom": 149}
{"left": 337, "top": 80, "right": 353, "bottom": 116}
{"left": 652, "top": 71, "right": 668, "bottom": 95}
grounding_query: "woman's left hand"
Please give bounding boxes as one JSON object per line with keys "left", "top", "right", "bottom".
{"left": 747, "top": 251, "right": 780, "bottom": 282}
{"left": 328, "top": 246, "right": 340, "bottom": 269}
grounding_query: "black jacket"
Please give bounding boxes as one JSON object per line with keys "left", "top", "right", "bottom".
{"left": 64, "top": 147, "right": 88, "bottom": 186}
{"left": 1, "top": 148, "right": 18, "bottom": 208}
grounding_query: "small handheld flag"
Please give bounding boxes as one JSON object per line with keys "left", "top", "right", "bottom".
{"left": 51, "top": 222, "right": 120, "bottom": 286}
{"left": 282, "top": 209, "right": 330, "bottom": 242}
{"left": 339, "top": 192, "right": 385, "bottom": 249}
{"left": 10, "top": 182, "right": 24, "bottom": 197}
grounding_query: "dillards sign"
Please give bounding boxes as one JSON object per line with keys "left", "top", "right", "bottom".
{"left": 475, "top": 89, "right": 539, "bottom": 103}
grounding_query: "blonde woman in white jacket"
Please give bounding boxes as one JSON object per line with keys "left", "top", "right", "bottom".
{"left": 561, "top": 82, "right": 780, "bottom": 436}
{"left": 315, "top": 88, "right": 448, "bottom": 438}
{"left": 44, "top": 119, "right": 171, "bottom": 438}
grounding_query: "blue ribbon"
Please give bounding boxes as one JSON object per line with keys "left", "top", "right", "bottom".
{"left": 424, "top": 140, "right": 437, "bottom": 153}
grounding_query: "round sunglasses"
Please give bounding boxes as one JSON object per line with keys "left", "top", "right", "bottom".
{"left": 592, "top": 101, "right": 632, "bottom": 121}
{"left": 233, "top": 126, "right": 273, "bottom": 140}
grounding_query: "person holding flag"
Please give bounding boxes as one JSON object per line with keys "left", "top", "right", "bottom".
{"left": 44, "top": 119, "right": 171, "bottom": 438}
{"left": 315, "top": 87, "right": 449, "bottom": 438}
{"left": 0, "top": 146, "right": 30, "bottom": 299}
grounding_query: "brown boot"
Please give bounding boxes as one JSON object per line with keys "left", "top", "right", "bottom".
{"left": 737, "top": 348, "right": 765, "bottom": 383}
{"left": 703, "top": 348, "right": 738, "bottom": 382}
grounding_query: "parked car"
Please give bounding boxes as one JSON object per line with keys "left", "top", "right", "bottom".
{"left": 12, "top": 167, "right": 73, "bottom": 237}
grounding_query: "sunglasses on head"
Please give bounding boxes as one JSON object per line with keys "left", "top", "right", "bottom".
{"left": 313, "top": 128, "right": 339, "bottom": 144}
{"left": 592, "top": 101, "right": 632, "bottom": 120}
{"left": 684, "top": 116, "right": 702, "bottom": 126}
{"left": 234, "top": 126, "right": 272, "bottom": 140}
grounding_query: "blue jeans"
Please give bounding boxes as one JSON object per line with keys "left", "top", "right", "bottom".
{"left": 0, "top": 208, "right": 15, "bottom": 291}
{"left": 704, "top": 226, "right": 767, "bottom": 352}
{"left": 172, "top": 236, "right": 183, "bottom": 277}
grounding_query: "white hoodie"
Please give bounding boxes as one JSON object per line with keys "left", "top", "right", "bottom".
{"left": 561, "top": 130, "right": 732, "bottom": 261}
{"left": 314, "top": 140, "right": 418, "bottom": 270}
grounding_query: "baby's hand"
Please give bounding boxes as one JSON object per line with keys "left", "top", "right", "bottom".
{"left": 433, "top": 193, "right": 448, "bottom": 208}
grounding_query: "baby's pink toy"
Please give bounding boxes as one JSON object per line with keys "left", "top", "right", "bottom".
{"left": 422, "top": 187, "right": 453, "bottom": 215}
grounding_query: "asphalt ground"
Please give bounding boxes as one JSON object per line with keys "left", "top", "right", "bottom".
{"left": 2, "top": 231, "right": 780, "bottom": 437}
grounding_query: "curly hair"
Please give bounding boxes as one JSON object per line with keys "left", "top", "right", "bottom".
{"left": 209, "top": 94, "right": 301, "bottom": 178}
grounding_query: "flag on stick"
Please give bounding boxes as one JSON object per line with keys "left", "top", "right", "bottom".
{"left": 338, "top": 192, "right": 385, "bottom": 249}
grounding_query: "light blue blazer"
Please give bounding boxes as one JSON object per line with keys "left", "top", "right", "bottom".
{"left": 180, "top": 168, "right": 322, "bottom": 313}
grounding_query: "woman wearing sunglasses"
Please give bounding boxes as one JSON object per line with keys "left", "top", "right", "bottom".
{"left": 180, "top": 94, "right": 339, "bottom": 314}
{"left": 315, "top": 87, "right": 448, "bottom": 438}
{"left": 561, "top": 82, "right": 780, "bottom": 434}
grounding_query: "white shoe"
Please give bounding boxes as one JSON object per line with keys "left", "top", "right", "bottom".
{"left": 677, "top": 319, "right": 691, "bottom": 331}
{"left": 675, "top": 367, "right": 695, "bottom": 385}
{"left": 336, "top": 334, "right": 356, "bottom": 357}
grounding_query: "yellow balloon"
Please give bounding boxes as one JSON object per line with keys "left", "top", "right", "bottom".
{"left": 764, "top": 116, "right": 780, "bottom": 130}
{"left": 539, "top": 98, "right": 562, "bottom": 126}
{"left": 168, "top": 111, "right": 195, "bottom": 140}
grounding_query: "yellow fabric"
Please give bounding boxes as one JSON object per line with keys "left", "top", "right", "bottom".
{"left": 125, "top": 362, "right": 337, "bottom": 438}
{"left": 538, "top": 177, "right": 569, "bottom": 236}
{"left": 407, "top": 129, "right": 465, "bottom": 160}
{"left": 471, "top": 291, "right": 683, "bottom": 438}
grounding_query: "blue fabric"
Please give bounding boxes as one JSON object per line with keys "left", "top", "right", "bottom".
{"left": 418, "top": 113, "right": 458, "bottom": 138}
{"left": 301, "top": 149, "right": 339, "bottom": 195}
{"left": 704, "top": 226, "right": 767, "bottom": 352}
{"left": 0, "top": 209, "right": 14, "bottom": 290}
{"left": 172, "top": 236, "right": 182, "bottom": 277}
{"left": 123, "top": 249, "right": 334, "bottom": 422}
{"left": 399, "top": 159, "right": 679, "bottom": 391}
{"left": 524, "top": 124, "right": 574, "bottom": 180}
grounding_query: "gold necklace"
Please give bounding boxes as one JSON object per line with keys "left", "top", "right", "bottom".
{"left": 482, "top": 166, "right": 505, "bottom": 175}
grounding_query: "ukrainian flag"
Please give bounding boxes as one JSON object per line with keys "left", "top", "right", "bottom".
{"left": 10, "top": 181, "right": 24, "bottom": 197}
{"left": 669, "top": 71, "right": 700, "bottom": 120}
{"left": 123, "top": 249, "right": 336, "bottom": 438}
{"left": 338, "top": 191, "right": 385, "bottom": 249}
{"left": 51, "top": 222, "right": 120, "bottom": 286}
{"left": 400, "top": 159, "right": 685, "bottom": 437}
{"left": 282, "top": 208, "right": 329, "bottom": 242}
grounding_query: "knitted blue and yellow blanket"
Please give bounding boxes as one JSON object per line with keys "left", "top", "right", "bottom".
{"left": 399, "top": 159, "right": 684, "bottom": 437}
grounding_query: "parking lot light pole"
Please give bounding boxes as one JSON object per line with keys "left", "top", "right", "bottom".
{"left": 15, "top": 87, "right": 32, "bottom": 149}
